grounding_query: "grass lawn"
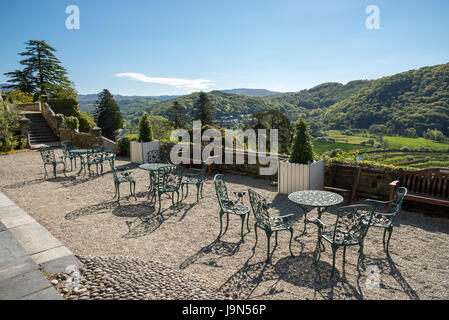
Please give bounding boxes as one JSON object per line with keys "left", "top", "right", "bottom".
{"left": 382, "top": 136, "right": 449, "bottom": 151}
{"left": 312, "top": 140, "right": 372, "bottom": 154}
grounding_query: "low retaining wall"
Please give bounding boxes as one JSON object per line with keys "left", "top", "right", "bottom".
{"left": 16, "top": 102, "right": 41, "bottom": 112}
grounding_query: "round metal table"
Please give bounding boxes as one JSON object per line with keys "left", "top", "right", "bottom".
{"left": 288, "top": 190, "right": 344, "bottom": 237}
{"left": 138, "top": 163, "right": 173, "bottom": 197}
{"left": 69, "top": 149, "right": 95, "bottom": 175}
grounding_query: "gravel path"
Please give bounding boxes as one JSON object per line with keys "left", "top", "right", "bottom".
{"left": 1, "top": 149, "right": 449, "bottom": 300}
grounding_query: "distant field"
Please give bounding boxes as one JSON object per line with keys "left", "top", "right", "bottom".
{"left": 382, "top": 136, "right": 449, "bottom": 151}
{"left": 325, "top": 130, "right": 371, "bottom": 144}
{"left": 366, "top": 152, "right": 449, "bottom": 169}
{"left": 312, "top": 141, "right": 372, "bottom": 154}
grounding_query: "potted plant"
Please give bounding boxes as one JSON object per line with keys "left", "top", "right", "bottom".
{"left": 278, "top": 118, "right": 325, "bottom": 194}
{"left": 130, "top": 112, "right": 160, "bottom": 163}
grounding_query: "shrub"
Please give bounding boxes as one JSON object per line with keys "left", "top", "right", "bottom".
{"left": 64, "top": 116, "right": 79, "bottom": 131}
{"left": 360, "top": 140, "right": 367, "bottom": 146}
{"left": 400, "top": 146, "right": 410, "bottom": 152}
{"left": 119, "top": 134, "right": 138, "bottom": 156}
{"left": 374, "top": 142, "right": 383, "bottom": 148}
{"left": 49, "top": 97, "right": 78, "bottom": 116}
{"left": 5, "top": 90, "right": 34, "bottom": 104}
{"left": 0, "top": 103, "right": 24, "bottom": 153}
{"left": 329, "top": 149, "right": 344, "bottom": 157}
{"left": 77, "top": 110, "right": 96, "bottom": 132}
{"left": 290, "top": 118, "right": 314, "bottom": 164}
{"left": 139, "top": 112, "right": 153, "bottom": 142}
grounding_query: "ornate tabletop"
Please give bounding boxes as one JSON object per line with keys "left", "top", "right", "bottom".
{"left": 138, "top": 163, "right": 172, "bottom": 171}
{"left": 288, "top": 190, "right": 343, "bottom": 208}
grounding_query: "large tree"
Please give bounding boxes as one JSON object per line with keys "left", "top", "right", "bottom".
{"left": 93, "top": 89, "right": 123, "bottom": 139}
{"left": 4, "top": 40, "right": 71, "bottom": 98}
{"left": 192, "top": 92, "right": 214, "bottom": 125}
{"left": 169, "top": 100, "right": 185, "bottom": 129}
{"left": 252, "top": 109, "right": 294, "bottom": 154}
{"left": 290, "top": 118, "right": 314, "bottom": 164}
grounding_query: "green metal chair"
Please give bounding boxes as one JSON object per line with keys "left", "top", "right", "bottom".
{"left": 38, "top": 147, "right": 66, "bottom": 179}
{"left": 147, "top": 149, "right": 170, "bottom": 164}
{"left": 108, "top": 158, "right": 137, "bottom": 202}
{"left": 366, "top": 187, "right": 407, "bottom": 256}
{"left": 61, "top": 140, "right": 77, "bottom": 171}
{"left": 214, "top": 174, "right": 251, "bottom": 243}
{"left": 248, "top": 188, "right": 294, "bottom": 263}
{"left": 315, "top": 204, "right": 375, "bottom": 278}
{"left": 85, "top": 150, "right": 104, "bottom": 176}
{"left": 181, "top": 164, "right": 207, "bottom": 202}
{"left": 149, "top": 165, "right": 183, "bottom": 214}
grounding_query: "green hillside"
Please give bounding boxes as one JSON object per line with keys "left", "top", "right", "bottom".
{"left": 324, "top": 63, "right": 449, "bottom": 136}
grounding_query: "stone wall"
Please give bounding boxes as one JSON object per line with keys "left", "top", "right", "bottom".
{"left": 16, "top": 103, "right": 41, "bottom": 112}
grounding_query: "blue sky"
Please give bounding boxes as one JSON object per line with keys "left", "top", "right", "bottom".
{"left": 1, "top": 0, "right": 449, "bottom": 96}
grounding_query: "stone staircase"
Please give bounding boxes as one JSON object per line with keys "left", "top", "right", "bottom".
{"left": 24, "top": 112, "right": 59, "bottom": 146}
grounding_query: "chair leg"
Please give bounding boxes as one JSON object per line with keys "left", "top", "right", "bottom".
{"left": 246, "top": 213, "right": 251, "bottom": 232}
{"left": 266, "top": 231, "right": 272, "bottom": 264}
{"left": 133, "top": 182, "right": 137, "bottom": 200}
{"left": 158, "top": 193, "right": 162, "bottom": 214}
{"left": 385, "top": 227, "right": 393, "bottom": 256}
{"left": 289, "top": 228, "right": 294, "bottom": 257}
{"left": 330, "top": 245, "right": 338, "bottom": 279}
{"left": 185, "top": 184, "right": 189, "bottom": 198}
{"left": 200, "top": 183, "right": 204, "bottom": 198}
{"left": 240, "top": 215, "right": 245, "bottom": 243}
{"left": 117, "top": 183, "right": 121, "bottom": 202}
{"left": 382, "top": 228, "right": 387, "bottom": 249}
{"left": 222, "top": 213, "right": 230, "bottom": 237}
{"left": 275, "top": 231, "right": 278, "bottom": 246}
{"left": 343, "top": 246, "right": 347, "bottom": 275}
{"left": 181, "top": 184, "right": 184, "bottom": 201}
{"left": 217, "top": 211, "right": 224, "bottom": 240}
{"left": 196, "top": 184, "right": 200, "bottom": 202}
{"left": 53, "top": 164, "right": 57, "bottom": 179}
{"left": 252, "top": 223, "right": 258, "bottom": 252}
{"left": 43, "top": 164, "right": 48, "bottom": 178}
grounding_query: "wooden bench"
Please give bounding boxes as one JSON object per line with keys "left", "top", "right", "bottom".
{"left": 324, "top": 165, "right": 361, "bottom": 204}
{"left": 390, "top": 168, "right": 449, "bottom": 207}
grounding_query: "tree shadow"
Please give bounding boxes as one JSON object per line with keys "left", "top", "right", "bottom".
{"left": 3, "top": 178, "right": 47, "bottom": 189}
{"left": 180, "top": 239, "right": 243, "bottom": 270}
{"left": 65, "top": 201, "right": 119, "bottom": 220}
{"left": 120, "top": 203, "right": 179, "bottom": 239}
{"left": 363, "top": 256, "right": 420, "bottom": 300}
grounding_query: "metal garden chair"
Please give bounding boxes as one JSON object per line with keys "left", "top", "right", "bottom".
{"left": 38, "top": 147, "right": 66, "bottom": 179}
{"left": 61, "top": 140, "right": 77, "bottom": 171}
{"left": 85, "top": 149, "right": 104, "bottom": 176}
{"left": 149, "top": 165, "right": 183, "bottom": 214}
{"left": 108, "top": 158, "right": 136, "bottom": 202}
{"left": 366, "top": 187, "right": 407, "bottom": 256}
{"left": 181, "top": 164, "right": 207, "bottom": 202}
{"left": 214, "top": 174, "right": 251, "bottom": 243}
{"left": 147, "top": 149, "right": 170, "bottom": 164}
{"left": 248, "top": 188, "right": 294, "bottom": 263}
{"left": 315, "top": 204, "right": 375, "bottom": 278}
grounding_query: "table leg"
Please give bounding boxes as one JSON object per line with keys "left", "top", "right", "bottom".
{"left": 77, "top": 155, "right": 85, "bottom": 175}
{"left": 295, "top": 205, "right": 308, "bottom": 239}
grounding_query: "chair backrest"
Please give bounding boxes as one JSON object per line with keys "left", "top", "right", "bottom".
{"left": 108, "top": 157, "right": 119, "bottom": 181}
{"left": 39, "top": 147, "right": 56, "bottom": 164}
{"left": 248, "top": 188, "right": 271, "bottom": 230}
{"left": 214, "top": 174, "right": 229, "bottom": 208}
{"left": 86, "top": 149, "right": 103, "bottom": 162}
{"left": 333, "top": 204, "right": 374, "bottom": 244}
{"left": 147, "top": 150, "right": 169, "bottom": 164}
{"left": 61, "top": 140, "right": 75, "bottom": 151}
{"left": 389, "top": 187, "right": 407, "bottom": 222}
{"left": 154, "top": 165, "right": 182, "bottom": 191}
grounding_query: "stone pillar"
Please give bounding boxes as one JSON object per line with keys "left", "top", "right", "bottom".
{"left": 90, "top": 126, "right": 103, "bottom": 148}
{"left": 19, "top": 116, "right": 32, "bottom": 148}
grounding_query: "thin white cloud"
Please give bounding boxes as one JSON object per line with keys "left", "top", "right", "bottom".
{"left": 114, "top": 72, "right": 215, "bottom": 90}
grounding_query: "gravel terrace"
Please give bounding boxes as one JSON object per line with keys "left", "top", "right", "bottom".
{"left": 1, "top": 149, "right": 449, "bottom": 300}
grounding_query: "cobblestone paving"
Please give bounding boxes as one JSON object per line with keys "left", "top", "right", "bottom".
{"left": 50, "top": 255, "right": 230, "bottom": 300}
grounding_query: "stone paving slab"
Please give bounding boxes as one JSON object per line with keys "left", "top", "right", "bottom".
{"left": 40, "top": 254, "right": 83, "bottom": 275}
{"left": 31, "top": 245, "right": 73, "bottom": 265}
{"left": 9, "top": 221, "right": 63, "bottom": 256}
{"left": 0, "top": 205, "right": 36, "bottom": 229}
{"left": 0, "top": 255, "right": 38, "bottom": 281}
{"left": 0, "top": 192, "right": 15, "bottom": 208}
{"left": 0, "top": 229, "right": 29, "bottom": 269}
{"left": 20, "top": 286, "right": 63, "bottom": 300}
{"left": 0, "top": 269, "right": 52, "bottom": 300}
{"left": 0, "top": 221, "right": 6, "bottom": 232}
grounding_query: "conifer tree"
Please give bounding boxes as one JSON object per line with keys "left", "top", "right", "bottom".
{"left": 93, "top": 89, "right": 123, "bottom": 139}
{"left": 192, "top": 92, "right": 214, "bottom": 125}
{"left": 290, "top": 118, "right": 314, "bottom": 164}
{"left": 4, "top": 40, "right": 71, "bottom": 98}
{"left": 139, "top": 112, "right": 153, "bottom": 142}
{"left": 169, "top": 100, "right": 185, "bottom": 129}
